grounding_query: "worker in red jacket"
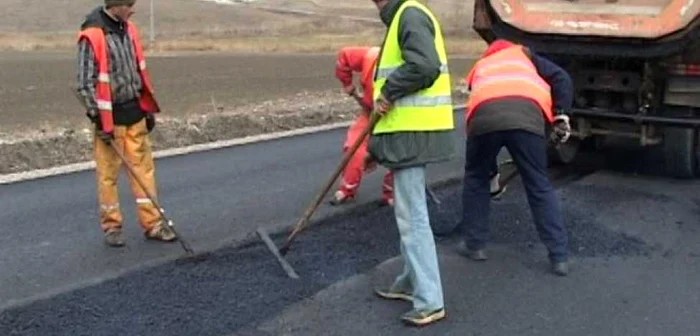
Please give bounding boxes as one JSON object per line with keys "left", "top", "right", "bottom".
{"left": 330, "top": 46, "right": 395, "bottom": 206}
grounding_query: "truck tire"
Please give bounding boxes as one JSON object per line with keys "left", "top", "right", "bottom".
{"left": 663, "top": 126, "right": 696, "bottom": 178}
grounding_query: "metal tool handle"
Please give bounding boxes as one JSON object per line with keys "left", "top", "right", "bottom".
{"left": 109, "top": 135, "right": 194, "bottom": 255}
{"left": 73, "top": 90, "right": 193, "bottom": 254}
{"left": 279, "top": 112, "right": 381, "bottom": 255}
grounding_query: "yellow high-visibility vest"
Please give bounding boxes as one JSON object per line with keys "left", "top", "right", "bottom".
{"left": 372, "top": 0, "right": 454, "bottom": 134}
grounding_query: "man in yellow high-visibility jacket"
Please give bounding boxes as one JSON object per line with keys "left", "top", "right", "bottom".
{"left": 368, "top": 0, "right": 454, "bottom": 327}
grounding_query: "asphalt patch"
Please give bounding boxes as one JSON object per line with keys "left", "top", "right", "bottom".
{"left": 0, "top": 179, "right": 654, "bottom": 336}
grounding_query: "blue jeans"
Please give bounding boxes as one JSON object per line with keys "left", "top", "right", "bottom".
{"left": 390, "top": 165, "right": 444, "bottom": 311}
{"left": 461, "top": 130, "right": 568, "bottom": 262}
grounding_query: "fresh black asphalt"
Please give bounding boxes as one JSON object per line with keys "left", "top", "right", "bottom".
{"left": 0, "top": 168, "right": 667, "bottom": 336}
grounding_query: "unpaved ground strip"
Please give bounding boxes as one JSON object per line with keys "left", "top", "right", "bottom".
{"left": 0, "top": 121, "right": 352, "bottom": 185}
{"left": 0, "top": 90, "right": 359, "bottom": 175}
{"left": 0, "top": 52, "right": 474, "bottom": 175}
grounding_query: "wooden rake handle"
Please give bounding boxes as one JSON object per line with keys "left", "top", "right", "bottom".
{"left": 279, "top": 112, "right": 381, "bottom": 255}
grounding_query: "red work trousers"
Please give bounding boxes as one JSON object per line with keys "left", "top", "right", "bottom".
{"left": 339, "top": 111, "right": 394, "bottom": 202}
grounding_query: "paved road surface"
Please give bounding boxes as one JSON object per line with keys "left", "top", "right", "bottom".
{"left": 3, "top": 164, "right": 700, "bottom": 335}
{"left": 258, "top": 173, "right": 700, "bottom": 336}
{"left": 0, "top": 111, "right": 470, "bottom": 309}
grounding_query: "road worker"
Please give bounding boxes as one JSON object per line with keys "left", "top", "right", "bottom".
{"left": 459, "top": 39, "right": 574, "bottom": 276}
{"left": 76, "top": 0, "right": 176, "bottom": 247}
{"left": 367, "top": 0, "right": 453, "bottom": 327}
{"left": 330, "top": 46, "right": 395, "bottom": 207}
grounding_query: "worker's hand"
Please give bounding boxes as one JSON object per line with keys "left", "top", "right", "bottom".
{"left": 374, "top": 94, "right": 392, "bottom": 116}
{"left": 552, "top": 114, "right": 571, "bottom": 143}
{"left": 86, "top": 108, "right": 99, "bottom": 124}
{"left": 87, "top": 109, "right": 111, "bottom": 143}
{"left": 146, "top": 114, "right": 156, "bottom": 133}
{"left": 96, "top": 129, "right": 114, "bottom": 144}
{"left": 342, "top": 85, "right": 356, "bottom": 96}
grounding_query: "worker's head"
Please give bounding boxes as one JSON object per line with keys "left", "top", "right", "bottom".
{"left": 483, "top": 39, "right": 516, "bottom": 57}
{"left": 105, "top": 0, "right": 136, "bottom": 21}
{"left": 371, "top": 0, "right": 390, "bottom": 10}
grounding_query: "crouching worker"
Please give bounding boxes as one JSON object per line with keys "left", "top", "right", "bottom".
{"left": 76, "top": 0, "right": 176, "bottom": 247}
{"left": 330, "top": 46, "right": 395, "bottom": 207}
{"left": 459, "top": 39, "right": 574, "bottom": 276}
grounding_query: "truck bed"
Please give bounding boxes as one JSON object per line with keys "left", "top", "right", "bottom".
{"left": 489, "top": 0, "right": 699, "bottom": 39}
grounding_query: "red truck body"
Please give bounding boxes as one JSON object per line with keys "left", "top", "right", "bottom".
{"left": 473, "top": 0, "right": 700, "bottom": 177}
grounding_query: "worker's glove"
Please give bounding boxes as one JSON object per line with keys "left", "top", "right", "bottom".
{"left": 146, "top": 114, "right": 156, "bottom": 133}
{"left": 96, "top": 129, "right": 114, "bottom": 144}
{"left": 86, "top": 108, "right": 99, "bottom": 124}
{"left": 86, "top": 108, "right": 113, "bottom": 144}
{"left": 552, "top": 114, "right": 571, "bottom": 143}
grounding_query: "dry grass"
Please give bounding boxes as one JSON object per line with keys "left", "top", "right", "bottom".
{"left": 0, "top": 30, "right": 486, "bottom": 55}
{"left": 0, "top": 0, "right": 484, "bottom": 55}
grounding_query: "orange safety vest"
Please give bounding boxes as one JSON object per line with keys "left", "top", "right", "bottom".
{"left": 77, "top": 22, "right": 160, "bottom": 133}
{"left": 465, "top": 45, "right": 553, "bottom": 124}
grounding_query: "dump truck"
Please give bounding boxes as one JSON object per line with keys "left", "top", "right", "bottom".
{"left": 472, "top": 0, "right": 700, "bottom": 177}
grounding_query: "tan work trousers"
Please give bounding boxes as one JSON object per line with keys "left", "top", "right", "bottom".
{"left": 94, "top": 118, "right": 161, "bottom": 233}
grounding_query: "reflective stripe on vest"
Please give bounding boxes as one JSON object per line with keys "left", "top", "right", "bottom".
{"left": 372, "top": 0, "right": 454, "bottom": 134}
{"left": 394, "top": 95, "right": 452, "bottom": 107}
{"left": 465, "top": 45, "right": 554, "bottom": 123}
{"left": 77, "top": 22, "right": 160, "bottom": 133}
{"left": 375, "top": 63, "right": 449, "bottom": 80}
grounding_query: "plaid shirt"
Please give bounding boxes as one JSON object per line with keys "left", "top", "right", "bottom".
{"left": 76, "top": 11, "right": 143, "bottom": 112}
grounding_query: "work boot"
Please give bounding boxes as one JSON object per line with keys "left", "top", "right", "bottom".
{"left": 457, "top": 241, "right": 488, "bottom": 261}
{"left": 145, "top": 223, "right": 178, "bottom": 242}
{"left": 104, "top": 229, "right": 125, "bottom": 247}
{"left": 374, "top": 287, "right": 413, "bottom": 302}
{"left": 400, "top": 308, "right": 446, "bottom": 327}
{"left": 490, "top": 174, "right": 507, "bottom": 200}
{"left": 379, "top": 198, "right": 394, "bottom": 207}
{"left": 551, "top": 261, "right": 569, "bottom": 276}
{"left": 329, "top": 190, "right": 354, "bottom": 206}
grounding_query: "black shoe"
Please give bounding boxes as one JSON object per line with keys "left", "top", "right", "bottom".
{"left": 104, "top": 229, "right": 125, "bottom": 247}
{"left": 490, "top": 185, "right": 507, "bottom": 200}
{"left": 329, "top": 191, "right": 354, "bottom": 206}
{"left": 378, "top": 198, "right": 394, "bottom": 207}
{"left": 551, "top": 261, "right": 569, "bottom": 276}
{"left": 457, "top": 242, "right": 487, "bottom": 261}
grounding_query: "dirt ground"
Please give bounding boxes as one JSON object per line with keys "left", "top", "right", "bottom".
{"left": 0, "top": 51, "right": 474, "bottom": 175}
{"left": 0, "top": 0, "right": 480, "bottom": 52}
{"left": 0, "top": 0, "right": 480, "bottom": 175}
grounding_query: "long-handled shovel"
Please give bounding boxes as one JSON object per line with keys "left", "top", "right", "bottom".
{"left": 74, "top": 91, "right": 194, "bottom": 255}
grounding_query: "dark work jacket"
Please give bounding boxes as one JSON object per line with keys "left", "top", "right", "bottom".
{"left": 368, "top": 0, "right": 455, "bottom": 169}
{"left": 468, "top": 49, "right": 574, "bottom": 138}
